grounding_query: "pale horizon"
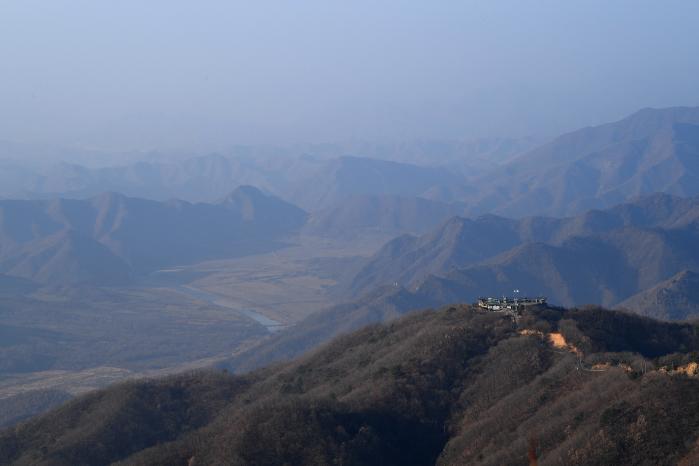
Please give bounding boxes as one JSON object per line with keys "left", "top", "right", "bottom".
{"left": 2, "top": 1, "right": 698, "bottom": 153}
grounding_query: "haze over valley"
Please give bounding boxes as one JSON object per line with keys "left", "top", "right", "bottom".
{"left": 2, "top": 2, "right": 699, "bottom": 464}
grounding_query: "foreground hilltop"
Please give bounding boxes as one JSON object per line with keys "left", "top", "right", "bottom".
{"left": 3, "top": 305, "right": 699, "bottom": 465}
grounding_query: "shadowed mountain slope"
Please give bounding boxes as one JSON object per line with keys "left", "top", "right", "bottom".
{"left": 351, "top": 194, "right": 699, "bottom": 293}
{"left": 217, "top": 185, "right": 308, "bottom": 231}
{"left": 4, "top": 305, "right": 699, "bottom": 465}
{"left": 412, "top": 226, "right": 699, "bottom": 308}
{"left": 408, "top": 224, "right": 699, "bottom": 309}
{"left": 3, "top": 229, "right": 133, "bottom": 286}
{"left": 349, "top": 215, "right": 522, "bottom": 294}
{"left": 349, "top": 194, "right": 699, "bottom": 309}
{"left": 619, "top": 270, "right": 699, "bottom": 320}
{"left": 0, "top": 186, "right": 307, "bottom": 285}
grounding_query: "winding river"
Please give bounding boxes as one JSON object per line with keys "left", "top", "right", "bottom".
{"left": 174, "top": 285, "right": 287, "bottom": 333}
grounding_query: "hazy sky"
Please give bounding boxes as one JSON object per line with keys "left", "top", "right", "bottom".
{"left": 1, "top": 1, "right": 698, "bottom": 152}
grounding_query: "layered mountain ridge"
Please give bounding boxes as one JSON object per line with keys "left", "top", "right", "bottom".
{"left": 349, "top": 193, "right": 699, "bottom": 309}
{"left": 2, "top": 107, "right": 699, "bottom": 222}
{"left": 0, "top": 186, "right": 307, "bottom": 285}
{"left": 467, "top": 106, "right": 699, "bottom": 217}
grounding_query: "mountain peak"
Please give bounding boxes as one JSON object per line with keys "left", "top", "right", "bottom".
{"left": 472, "top": 105, "right": 699, "bottom": 217}
{"left": 217, "top": 185, "right": 307, "bottom": 226}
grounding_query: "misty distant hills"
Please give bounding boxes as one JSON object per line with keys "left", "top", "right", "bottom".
{"left": 348, "top": 193, "right": 699, "bottom": 309}
{"left": 619, "top": 270, "right": 699, "bottom": 321}
{"left": 288, "top": 156, "right": 465, "bottom": 211}
{"left": 0, "top": 186, "right": 307, "bottom": 285}
{"left": 1, "top": 154, "right": 470, "bottom": 213}
{"left": 304, "top": 194, "right": 467, "bottom": 237}
{"left": 281, "top": 138, "right": 535, "bottom": 173}
{"left": 0, "top": 153, "right": 325, "bottom": 204}
{"left": 23, "top": 154, "right": 313, "bottom": 203}
{"left": 0, "top": 138, "right": 531, "bottom": 205}
{"left": 3, "top": 107, "right": 699, "bottom": 219}
{"left": 470, "top": 106, "right": 699, "bottom": 217}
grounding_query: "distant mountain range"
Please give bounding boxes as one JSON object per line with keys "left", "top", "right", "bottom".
{"left": 467, "top": 106, "right": 699, "bottom": 217}
{"left": 6, "top": 304, "right": 699, "bottom": 465}
{"left": 287, "top": 156, "right": 466, "bottom": 211}
{"left": 3, "top": 106, "right": 699, "bottom": 219}
{"left": 289, "top": 107, "right": 699, "bottom": 216}
{"left": 347, "top": 193, "right": 699, "bottom": 310}
{"left": 0, "top": 138, "right": 532, "bottom": 205}
{"left": 304, "top": 194, "right": 467, "bottom": 237}
{"left": 318, "top": 138, "right": 537, "bottom": 173}
{"left": 0, "top": 154, "right": 473, "bottom": 213}
{"left": 0, "top": 186, "right": 307, "bottom": 285}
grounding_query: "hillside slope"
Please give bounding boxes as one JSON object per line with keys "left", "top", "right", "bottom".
{"left": 619, "top": 270, "right": 699, "bottom": 320}
{"left": 0, "top": 186, "right": 307, "bottom": 285}
{"left": 3, "top": 305, "right": 699, "bottom": 465}
{"left": 471, "top": 106, "right": 699, "bottom": 217}
{"left": 413, "top": 226, "right": 699, "bottom": 309}
{"left": 221, "top": 285, "right": 439, "bottom": 374}
{"left": 350, "top": 194, "right": 699, "bottom": 308}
